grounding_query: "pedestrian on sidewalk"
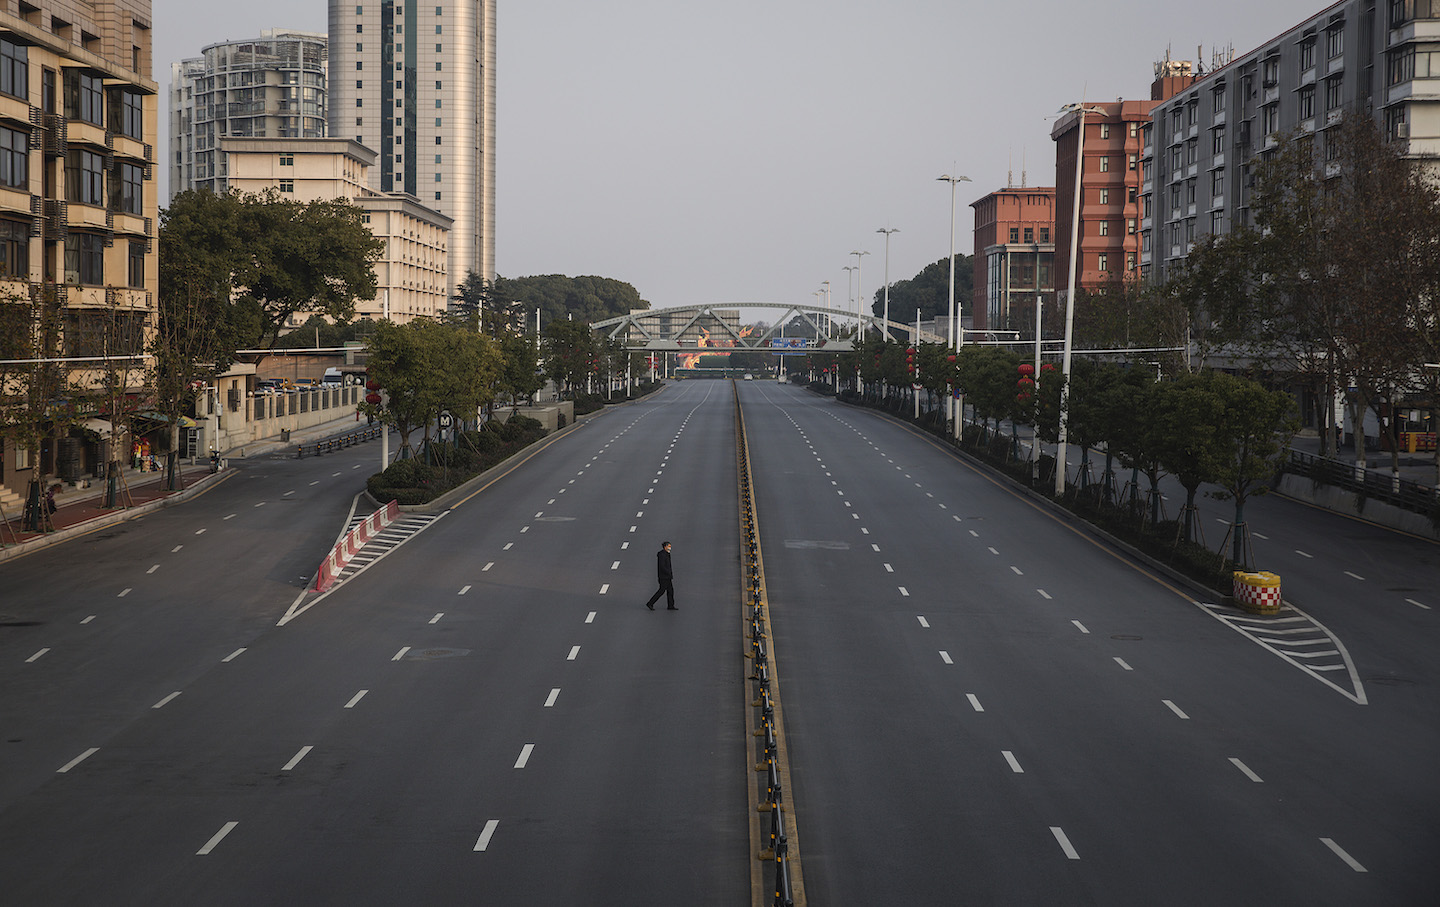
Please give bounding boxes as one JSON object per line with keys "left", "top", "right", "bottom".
{"left": 644, "top": 541, "right": 677, "bottom": 611}
{"left": 45, "top": 483, "right": 60, "bottom": 515}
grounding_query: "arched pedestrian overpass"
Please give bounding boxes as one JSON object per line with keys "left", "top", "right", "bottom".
{"left": 590, "top": 303, "right": 946, "bottom": 352}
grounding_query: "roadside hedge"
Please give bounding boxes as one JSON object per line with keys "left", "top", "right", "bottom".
{"left": 367, "top": 415, "right": 548, "bottom": 504}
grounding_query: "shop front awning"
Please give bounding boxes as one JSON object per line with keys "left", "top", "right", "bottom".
{"left": 134, "top": 412, "right": 198, "bottom": 429}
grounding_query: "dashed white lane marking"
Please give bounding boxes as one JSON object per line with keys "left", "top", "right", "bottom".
{"left": 483, "top": 562, "right": 493, "bottom": 571}
{"left": 221, "top": 648, "right": 246, "bottom": 663}
{"left": 351, "top": 464, "right": 362, "bottom": 470}
{"left": 197, "top": 821, "right": 239, "bottom": 855}
{"left": 1162, "top": 699, "right": 1190, "bottom": 719}
{"left": 310, "top": 481, "right": 320, "bottom": 486}
{"left": 635, "top": 511, "right": 644, "bottom": 518}
{"left": 1229, "top": 757, "right": 1263, "bottom": 782}
{"left": 585, "top": 611, "right": 596, "bottom": 623}
{"left": 1113, "top": 657, "right": 1133, "bottom": 671}
{"left": 195, "top": 528, "right": 207, "bottom": 534}
{"left": 474, "top": 819, "right": 500, "bottom": 852}
{"left": 567, "top": 645, "right": 581, "bottom": 661}
{"left": 254, "top": 502, "right": 266, "bottom": 508}
{"left": 283, "top": 490, "right": 295, "bottom": 497}
{"left": 987, "top": 546, "right": 999, "bottom": 555}
{"left": 599, "top": 584, "right": 609, "bottom": 594}
{"left": 429, "top": 613, "right": 444, "bottom": 625}
{"left": 1295, "top": 550, "right": 1313, "bottom": 558}
{"left": 146, "top": 564, "right": 159, "bottom": 574}
{"left": 1252, "top": 532, "right": 1268, "bottom": 540}
{"left": 392, "top": 646, "right": 410, "bottom": 661}
{"left": 514, "top": 744, "right": 535, "bottom": 769}
{"left": 25, "top": 648, "right": 49, "bottom": 663}
{"left": 544, "top": 689, "right": 560, "bottom": 708}
{"left": 966, "top": 694, "right": 985, "bottom": 712}
{"left": 1002, "top": 751, "right": 1025, "bottom": 773}
{"left": 171, "top": 545, "right": 183, "bottom": 553}
{"left": 1072, "top": 620, "right": 1090, "bottom": 634}
{"left": 1050, "top": 826, "right": 1080, "bottom": 860}
{"left": 520, "top": 526, "right": 530, "bottom": 534}
{"left": 282, "top": 746, "right": 313, "bottom": 771}
{"left": 534, "top": 512, "right": 544, "bottom": 518}
{"left": 223, "top": 514, "right": 236, "bottom": 520}
{"left": 152, "top": 692, "right": 181, "bottom": 709}
{"left": 1037, "top": 590, "right": 1052, "bottom": 600}
{"left": 503, "top": 543, "right": 514, "bottom": 550}
{"left": 969, "top": 530, "right": 979, "bottom": 537}
{"left": 939, "top": 651, "right": 953, "bottom": 664}
{"left": 611, "top": 561, "right": 620, "bottom": 570}
{"left": 1407, "top": 598, "right": 1431, "bottom": 610}
{"left": 916, "top": 616, "right": 930, "bottom": 628}
{"left": 459, "top": 585, "right": 471, "bottom": 595}
{"left": 1010, "top": 566, "right": 1023, "bottom": 575}
{"left": 630, "top": 525, "right": 637, "bottom": 533}
{"left": 57, "top": 747, "right": 99, "bottom": 773}
{"left": 871, "top": 543, "right": 880, "bottom": 552}
{"left": 548, "top": 499, "right": 556, "bottom": 505}
{"left": 1320, "top": 838, "right": 1367, "bottom": 872}
{"left": 884, "top": 564, "right": 894, "bottom": 573}
{"left": 118, "top": 588, "right": 131, "bottom": 598}
{"left": 898, "top": 587, "right": 910, "bottom": 597}
{"left": 621, "top": 542, "right": 629, "bottom": 550}
{"left": 1343, "top": 571, "right": 1365, "bottom": 581}
{"left": 80, "top": 615, "right": 96, "bottom": 624}
{"left": 344, "top": 690, "right": 368, "bottom": 709}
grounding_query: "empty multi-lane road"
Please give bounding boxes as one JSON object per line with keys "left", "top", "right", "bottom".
{"left": 1, "top": 379, "right": 1434, "bottom": 904}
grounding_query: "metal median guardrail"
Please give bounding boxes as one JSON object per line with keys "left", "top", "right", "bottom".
{"left": 1284, "top": 448, "right": 1438, "bottom": 516}
{"left": 296, "top": 424, "right": 386, "bottom": 459}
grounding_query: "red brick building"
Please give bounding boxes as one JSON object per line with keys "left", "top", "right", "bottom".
{"left": 969, "top": 187, "right": 1056, "bottom": 335}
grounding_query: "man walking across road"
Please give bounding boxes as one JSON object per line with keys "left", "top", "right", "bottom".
{"left": 645, "top": 541, "right": 676, "bottom": 610}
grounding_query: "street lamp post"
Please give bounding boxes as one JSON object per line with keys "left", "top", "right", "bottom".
{"left": 877, "top": 227, "right": 899, "bottom": 341}
{"left": 938, "top": 173, "right": 971, "bottom": 438}
{"left": 1054, "top": 103, "right": 1106, "bottom": 497}
{"left": 820, "top": 280, "right": 832, "bottom": 338}
{"left": 850, "top": 250, "right": 870, "bottom": 333}
{"left": 842, "top": 266, "right": 856, "bottom": 324}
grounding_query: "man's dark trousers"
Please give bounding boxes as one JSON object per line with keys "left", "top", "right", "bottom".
{"left": 646, "top": 547, "right": 675, "bottom": 610}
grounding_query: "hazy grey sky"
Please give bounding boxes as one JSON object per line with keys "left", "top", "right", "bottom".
{"left": 155, "top": 0, "right": 1323, "bottom": 310}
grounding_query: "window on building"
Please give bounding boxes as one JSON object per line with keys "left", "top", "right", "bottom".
{"left": 1300, "top": 38, "right": 1316, "bottom": 70}
{"left": 1127, "top": 218, "right": 1136, "bottom": 234}
{"left": 1039, "top": 227, "right": 1050, "bottom": 243}
{"left": 1098, "top": 156, "right": 1109, "bottom": 172}
{"left": 1099, "top": 123, "right": 1110, "bottom": 140}
{"left": 1096, "top": 253, "right": 1108, "bottom": 273}
{"left": 1098, "top": 187, "right": 1109, "bottom": 205}
{"left": 65, "top": 150, "right": 104, "bottom": 206}
{"left": 356, "top": 98, "right": 363, "bottom": 107}
{"left": 1129, "top": 122, "right": 1139, "bottom": 138}
{"left": 0, "top": 124, "right": 27, "bottom": 190}
{"left": 128, "top": 240, "right": 144, "bottom": 288}
{"left": 279, "top": 154, "right": 294, "bottom": 166}
{"left": 1213, "top": 86, "right": 1227, "bottom": 111}
{"left": 279, "top": 180, "right": 294, "bottom": 193}
{"left": 1297, "top": 86, "right": 1315, "bottom": 120}
{"left": 1325, "top": 75, "right": 1343, "bottom": 110}
{"left": 1170, "top": 147, "right": 1182, "bottom": 171}
{"left": 1186, "top": 180, "right": 1197, "bottom": 205}
{"left": 1264, "top": 104, "right": 1280, "bottom": 136}
{"left": 1098, "top": 220, "right": 1109, "bottom": 236}
{"left": 357, "top": 43, "right": 363, "bottom": 53}
{"left": 1262, "top": 56, "right": 1280, "bottom": 86}
{"left": 1186, "top": 103, "right": 1198, "bottom": 127}
{"left": 65, "top": 232, "right": 104, "bottom": 284}
{"left": 356, "top": 23, "right": 363, "bottom": 32}
{"left": 357, "top": 61, "right": 364, "bottom": 70}
{"left": 1212, "top": 170, "right": 1225, "bottom": 197}
{"left": 1008, "top": 227, "right": 1019, "bottom": 243}
{"left": 1126, "top": 253, "right": 1136, "bottom": 271}
{"left": 1212, "top": 127, "right": 1225, "bottom": 154}
{"left": 435, "top": 191, "right": 441, "bottom": 201}
{"left": 112, "top": 161, "right": 143, "bottom": 215}
{"left": 1129, "top": 187, "right": 1138, "bottom": 203}
{"left": 1327, "top": 25, "right": 1344, "bottom": 59}
{"left": 109, "top": 90, "right": 143, "bottom": 140}
{"left": 1211, "top": 211, "right": 1224, "bottom": 235}
{"left": 1187, "top": 140, "right": 1199, "bottom": 164}
{"left": 1023, "top": 227, "right": 1034, "bottom": 243}
{"left": 0, "top": 38, "right": 27, "bottom": 101}
{"left": 1170, "top": 185, "right": 1181, "bottom": 211}
{"left": 0, "top": 218, "right": 29, "bottom": 278}
{"left": 66, "top": 70, "right": 104, "bottom": 125}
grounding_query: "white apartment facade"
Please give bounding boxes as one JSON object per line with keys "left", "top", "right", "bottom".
{"left": 326, "top": 0, "right": 494, "bottom": 305}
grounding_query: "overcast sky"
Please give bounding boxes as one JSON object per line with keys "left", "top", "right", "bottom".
{"left": 154, "top": 0, "right": 1324, "bottom": 312}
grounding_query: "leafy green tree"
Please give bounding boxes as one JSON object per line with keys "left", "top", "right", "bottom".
{"left": 871, "top": 254, "right": 973, "bottom": 323}
{"left": 498, "top": 332, "right": 544, "bottom": 409}
{"left": 272, "top": 315, "right": 381, "bottom": 350}
{"left": 1201, "top": 372, "right": 1299, "bottom": 567}
{"left": 1154, "top": 373, "right": 1226, "bottom": 543}
{"left": 1074, "top": 274, "right": 1189, "bottom": 376}
{"left": 496, "top": 274, "right": 647, "bottom": 325}
{"left": 543, "top": 318, "right": 598, "bottom": 394}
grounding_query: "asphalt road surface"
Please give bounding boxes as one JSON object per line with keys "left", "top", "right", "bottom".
{"left": 2, "top": 379, "right": 1435, "bottom": 905}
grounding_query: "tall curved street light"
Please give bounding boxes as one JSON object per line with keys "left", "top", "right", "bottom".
{"left": 850, "top": 250, "right": 870, "bottom": 332}
{"left": 842, "top": 265, "right": 857, "bottom": 327}
{"left": 877, "top": 227, "right": 899, "bottom": 340}
{"left": 938, "top": 173, "right": 971, "bottom": 437}
{"left": 1053, "top": 103, "right": 1107, "bottom": 497}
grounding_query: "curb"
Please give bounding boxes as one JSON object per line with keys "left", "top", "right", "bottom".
{"left": 0, "top": 469, "right": 235, "bottom": 565}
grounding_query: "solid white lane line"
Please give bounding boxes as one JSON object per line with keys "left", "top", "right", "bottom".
{"left": 429, "top": 613, "right": 444, "bottom": 624}
{"left": 1162, "top": 699, "right": 1190, "bottom": 719}
{"left": 282, "top": 746, "right": 313, "bottom": 771}
{"left": 459, "top": 585, "right": 471, "bottom": 595}
{"left": 118, "top": 588, "right": 131, "bottom": 598}
{"left": 1002, "top": 751, "right": 1024, "bottom": 773}
{"left": 392, "top": 646, "right": 410, "bottom": 661}
{"left": 514, "top": 744, "right": 535, "bottom": 769}
{"left": 544, "top": 689, "right": 560, "bottom": 708}
{"left": 80, "top": 615, "right": 96, "bottom": 624}
{"left": 483, "top": 562, "right": 494, "bottom": 571}
{"left": 1320, "top": 837, "right": 1367, "bottom": 872}
{"left": 1344, "top": 571, "right": 1365, "bottom": 581}
{"left": 57, "top": 747, "right": 99, "bottom": 773}
{"left": 1229, "top": 757, "right": 1263, "bottom": 782}
{"left": 599, "top": 584, "right": 609, "bottom": 594}
{"left": 1037, "top": 589, "right": 1052, "bottom": 600}
{"left": 939, "top": 651, "right": 953, "bottom": 664}
{"left": 344, "top": 690, "right": 368, "bottom": 709}
{"left": 197, "top": 822, "right": 238, "bottom": 855}
{"left": 1406, "top": 598, "right": 1431, "bottom": 610}
{"left": 1113, "top": 657, "right": 1133, "bottom": 671}
{"left": 586, "top": 611, "right": 596, "bottom": 623}
{"left": 899, "top": 587, "right": 910, "bottom": 597}
{"left": 25, "top": 648, "right": 49, "bottom": 663}
{"left": 474, "top": 819, "right": 500, "bottom": 852}
{"left": 221, "top": 648, "right": 246, "bottom": 663}
{"left": 1050, "top": 826, "right": 1080, "bottom": 860}
{"left": 916, "top": 616, "right": 930, "bottom": 628}
{"left": 152, "top": 692, "right": 181, "bottom": 709}
{"left": 1072, "top": 620, "right": 1090, "bottom": 634}
{"left": 1296, "top": 549, "right": 1313, "bottom": 558}
{"left": 1010, "top": 566, "right": 1023, "bottom": 575}
{"left": 568, "top": 645, "right": 581, "bottom": 660}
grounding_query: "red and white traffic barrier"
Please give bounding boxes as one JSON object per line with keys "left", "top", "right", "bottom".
{"left": 315, "top": 499, "right": 399, "bottom": 592}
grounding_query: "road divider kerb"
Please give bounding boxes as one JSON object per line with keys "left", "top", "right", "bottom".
{"left": 314, "top": 499, "right": 399, "bottom": 592}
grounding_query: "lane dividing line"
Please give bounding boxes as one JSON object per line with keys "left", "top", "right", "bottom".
{"left": 544, "top": 689, "right": 560, "bottom": 708}
{"left": 1113, "top": 657, "right": 1133, "bottom": 671}
{"left": 1320, "top": 837, "right": 1367, "bottom": 872}
{"left": 1296, "top": 550, "right": 1314, "bottom": 558}
{"left": 459, "top": 585, "right": 471, "bottom": 595}
{"left": 474, "top": 819, "right": 500, "bottom": 852}
{"left": 152, "top": 692, "right": 181, "bottom": 709}
{"left": 25, "top": 648, "right": 49, "bottom": 663}
{"left": 57, "top": 748, "right": 99, "bottom": 773}
{"left": 483, "top": 562, "right": 493, "bottom": 571}
{"left": 1002, "top": 751, "right": 1024, "bottom": 773}
{"left": 1343, "top": 571, "right": 1365, "bottom": 581}
{"left": 916, "top": 616, "right": 930, "bottom": 628}
{"left": 1037, "top": 589, "right": 1051, "bottom": 600}
{"left": 221, "top": 648, "right": 246, "bottom": 663}
{"left": 567, "top": 645, "right": 580, "bottom": 661}
{"left": 1407, "top": 598, "right": 1431, "bottom": 610}
{"left": 611, "top": 561, "right": 620, "bottom": 570}
{"left": 118, "top": 588, "right": 131, "bottom": 598}
{"left": 1050, "top": 826, "right": 1080, "bottom": 860}
{"left": 392, "top": 646, "right": 410, "bottom": 661}
{"left": 80, "top": 615, "right": 96, "bottom": 624}
{"left": 899, "top": 587, "right": 910, "bottom": 597}
{"left": 585, "top": 611, "right": 596, "bottom": 623}
{"left": 1072, "top": 620, "right": 1090, "bottom": 634}
{"left": 966, "top": 694, "right": 984, "bottom": 712}
{"left": 1010, "top": 566, "right": 1023, "bottom": 575}
{"left": 344, "top": 690, "right": 368, "bottom": 709}
{"left": 197, "top": 822, "right": 238, "bottom": 855}
{"left": 599, "top": 584, "right": 609, "bottom": 595}
{"left": 1229, "top": 757, "right": 1263, "bottom": 782}
{"left": 172, "top": 545, "right": 183, "bottom": 553}
{"left": 514, "top": 744, "right": 535, "bottom": 769}
{"left": 282, "top": 746, "right": 313, "bottom": 771}
{"left": 1162, "top": 699, "right": 1190, "bottom": 719}
{"left": 939, "top": 651, "right": 953, "bottom": 664}
{"left": 429, "top": 613, "right": 444, "bottom": 624}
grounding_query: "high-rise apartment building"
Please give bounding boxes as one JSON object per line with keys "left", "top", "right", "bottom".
{"left": 969, "top": 187, "right": 1056, "bottom": 335}
{"left": 1142, "top": 0, "right": 1440, "bottom": 283}
{"left": 327, "top": 0, "right": 495, "bottom": 303}
{"left": 168, "top": 30, "right": 328, "bottom": 201}
{"left": 0, "top": 0, "right": 157, "bottom": 502}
